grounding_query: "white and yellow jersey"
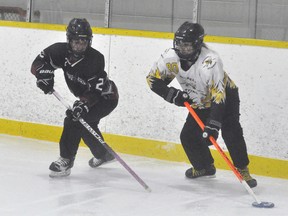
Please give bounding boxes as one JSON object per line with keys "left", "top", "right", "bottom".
{"left": 147, "top": 46, "right": 236, "bottom": 109}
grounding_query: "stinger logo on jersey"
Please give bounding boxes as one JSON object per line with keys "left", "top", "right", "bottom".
{"left": 202, "top": 56, "right": 216, "bottom": 69}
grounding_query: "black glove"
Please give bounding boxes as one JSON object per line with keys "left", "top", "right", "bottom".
{"left": 71, "top": 100, "right": 89, "bottom": 120}
{"left": 165, "top": 87, "right": 191, "bottom": 106}
{"left": 202, "top": 119, "right": 221, "bottom": 146}
{"left": 35, "top": 66, "right": 54, "bottom": 94}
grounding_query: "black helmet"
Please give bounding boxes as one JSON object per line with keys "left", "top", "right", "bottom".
{"left": 173, "top": 22, "right": 204, "bottom": 61}
{"left": 66, "top": 18, "right": 93, "bottom": 55}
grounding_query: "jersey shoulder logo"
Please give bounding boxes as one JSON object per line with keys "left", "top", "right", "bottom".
{"left": 202, "top": 56, "right": 217, "bottom": 69}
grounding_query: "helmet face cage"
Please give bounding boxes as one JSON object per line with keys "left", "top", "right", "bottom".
{"left": 69, "top": 38, "right": 89, "bottom": 56}
{"left": 66, "top": 18, "right": 93, "bottom": 55}
{"left": 173, "top": 22, "right": 204, "bottom": 61}
{"left": 174, "top": 40, "right": 196, "bottom": 59}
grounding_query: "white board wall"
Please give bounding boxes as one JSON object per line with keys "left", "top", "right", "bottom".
{"left": 0, "top": 26, "right": 287, "bottom": 160}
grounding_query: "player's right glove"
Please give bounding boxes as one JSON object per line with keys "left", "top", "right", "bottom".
{"left": 165, "top": 87, "right": 191, "bottom": 107}
{"left": 35, "top": 64, "right": 54, "bottom": 94}
{"left": 202, "top": 119, "right": 221, "bottom": 146}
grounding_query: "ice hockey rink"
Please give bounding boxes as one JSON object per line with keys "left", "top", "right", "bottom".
{"left": 0, "top": 134, "right": 287, "bottom": 216}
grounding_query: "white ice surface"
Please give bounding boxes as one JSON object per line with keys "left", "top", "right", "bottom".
{"left": 0, "top": 134, "right": 287, "bottom": 216}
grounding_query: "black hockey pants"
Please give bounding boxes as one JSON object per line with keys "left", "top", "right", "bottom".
{"left": 59, "top": 97, "right": 118, "bottom": 161}
{"left": 180, "top": 87, "right": 249, "bottom": 170}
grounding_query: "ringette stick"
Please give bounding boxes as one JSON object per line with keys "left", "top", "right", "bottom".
{"left": 52, "top": 89, "right": 151, "bottom": 192}
{"left": 184, "top": 102, "right": 274, "bottom": 208}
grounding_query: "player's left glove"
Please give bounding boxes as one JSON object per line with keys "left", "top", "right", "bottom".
{"left": 165, "top": 87, "right": 191, "bottom": 107}
{"left": 71, "top": 100, "right": 89, "bottom": 121}
{"left": 202, "top": 119, "right": 221, "bottom": 146}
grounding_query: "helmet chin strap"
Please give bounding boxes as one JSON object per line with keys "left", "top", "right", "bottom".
{"left": 67, "top": 41, "right": 88, "bottom": 59}
{"left": 72, "top": 52, "right": 84, "bottom": 58}
{"left": 179, "top": 49, "right": 201, "bottom": 63}
{"left": 188, "top": 49, "right": 201, "bottom": 62}
{"left": 179, "top": 50, "right": 201, "bottom": 71}
{"left": 67, "top": 48, "right": 84, "bottom": 62}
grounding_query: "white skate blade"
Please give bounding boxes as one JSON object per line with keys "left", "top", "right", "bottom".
{"left": 49, "top": 169, "right": 71, "bottom": 178}
{"left": 205, "top": 174, "right": 216, "bottom": 178}
{"left": 186, "top": 174, "right": 216, "bottom": 180}
{"left": 195, "top": 174, "right": 216, "bottom": 179}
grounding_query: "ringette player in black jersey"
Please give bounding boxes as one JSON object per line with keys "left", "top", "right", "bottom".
{"left": 31, "top": 18, "right": 119, "bottom": 177}
{"left": 146, "top": 21, "right": 257, "bottom": 188}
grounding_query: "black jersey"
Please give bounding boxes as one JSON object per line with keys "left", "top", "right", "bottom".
{"left": 31, "top": 43, "right": 118, "bottom": 106}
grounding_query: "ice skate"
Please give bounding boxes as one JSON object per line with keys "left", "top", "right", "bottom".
{"left": 49, "top": 157, "right": 74, "bottom": 178}
{"left": 237, "top": 167, "right": 257, "bottom": 188}
{"left": 185, "top": 164, "right": 216, "bottom": 179}
{"left": 89, "top": 151, "right": 115, "bottom": 168}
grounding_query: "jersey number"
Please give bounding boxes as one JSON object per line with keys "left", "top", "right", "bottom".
{"left": 95, "top": 78, "right": 104, "bottom": 91}
{"left": 166, "top": 62, "right": 179, "bottom": 74}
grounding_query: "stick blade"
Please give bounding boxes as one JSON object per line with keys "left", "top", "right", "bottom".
{"left": 252, "top": 201, "right": 275, "bottom": 208}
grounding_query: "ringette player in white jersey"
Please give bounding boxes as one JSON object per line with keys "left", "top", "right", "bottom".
{"left": 146, "top": 21, "right": 257, "bottom": 188}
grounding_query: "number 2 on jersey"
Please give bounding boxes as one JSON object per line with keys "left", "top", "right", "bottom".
{"left": 96, "top": 78, "right": 104, "bottom": 91}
